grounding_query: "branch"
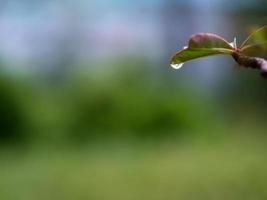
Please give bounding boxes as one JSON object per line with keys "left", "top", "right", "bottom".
{"left": 232, "top": 52, "right": 267, "bottom": 77}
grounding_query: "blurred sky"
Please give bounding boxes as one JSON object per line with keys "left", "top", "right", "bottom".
{"left": 0, "top": 0, "right": 265, "bottom": 84}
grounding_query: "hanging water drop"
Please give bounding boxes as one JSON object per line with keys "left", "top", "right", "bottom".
{"left": 171, "top": 63, "right": 184, "bottom": 69}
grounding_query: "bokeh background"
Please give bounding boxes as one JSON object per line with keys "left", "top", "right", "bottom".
{"left": 1, "top": 0, "right": 267, "bottom": 199}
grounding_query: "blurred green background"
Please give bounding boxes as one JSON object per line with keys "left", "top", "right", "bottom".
{"left": 1, "top": 0, "right": 267, "bottom": 199}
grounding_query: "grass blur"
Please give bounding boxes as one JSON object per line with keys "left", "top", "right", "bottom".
{"left": 1, "top": 135, "right": 267, "bottom": 200}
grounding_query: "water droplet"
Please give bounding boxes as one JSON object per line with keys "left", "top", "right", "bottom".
{"left": 171, "top": 63, "right": 184, "bottom": 69}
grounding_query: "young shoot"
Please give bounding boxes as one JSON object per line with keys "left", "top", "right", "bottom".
{"left": 170, "top": 25, "right": 267, "bottom": 77}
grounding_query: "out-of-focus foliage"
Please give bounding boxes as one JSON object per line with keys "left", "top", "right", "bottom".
{"left": 0, "top": 59, "right": 224, "bottom": 145}
{"left": 0, "top": 76, "right": 27, "bottom": 143}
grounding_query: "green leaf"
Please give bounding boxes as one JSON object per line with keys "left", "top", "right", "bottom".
{"left": 240, "top": 25, "right": 267, "bottom": 58}
{"left": 171, "top": 33, "right": 235, "bottom": 66}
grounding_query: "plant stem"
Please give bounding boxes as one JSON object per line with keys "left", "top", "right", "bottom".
{"left": 232, "top": 52, "right": 267, "bottom": 78}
